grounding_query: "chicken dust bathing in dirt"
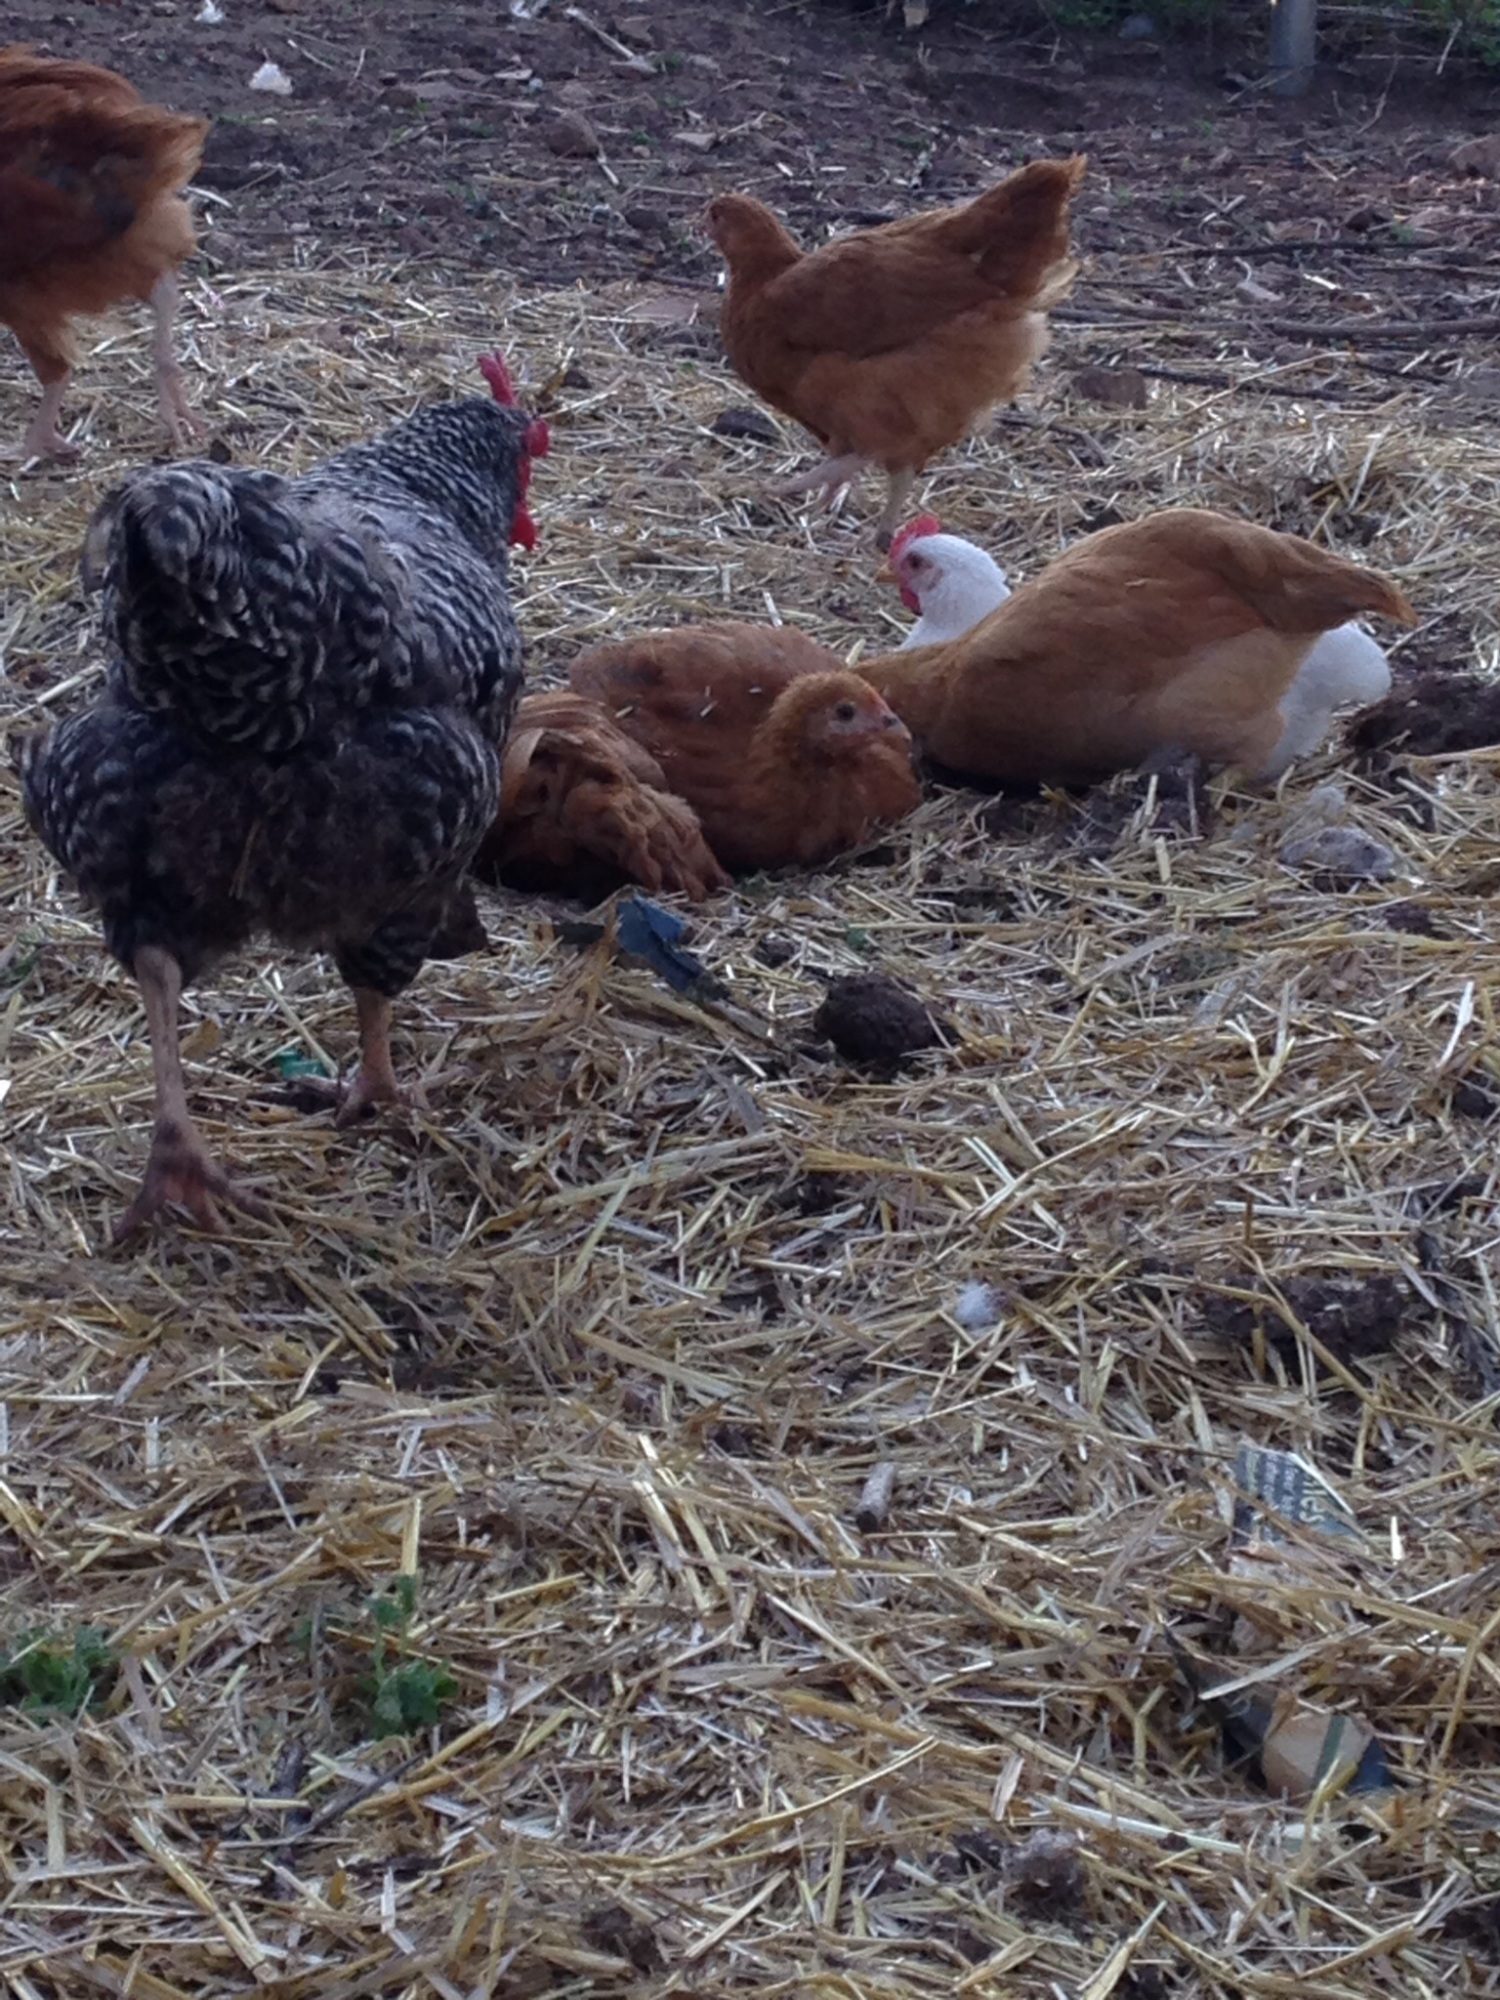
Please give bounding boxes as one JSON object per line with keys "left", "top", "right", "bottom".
{"left": 4, "top": 2, "right": 1500, "bottom": 1995}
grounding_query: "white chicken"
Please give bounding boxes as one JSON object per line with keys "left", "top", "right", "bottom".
{"left": 881, "top": 515, "right": 1395, "bottom": 771}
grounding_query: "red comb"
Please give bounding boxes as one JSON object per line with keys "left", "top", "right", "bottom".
{"left": 478, "top": 351, "right": 518, "bottom": 405}
{"left": 889, "top": 513, "right": 943, "bottom": 561}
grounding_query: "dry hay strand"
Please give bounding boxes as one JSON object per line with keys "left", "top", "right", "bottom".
{"left": 2, "top": 262, "right": 1500, "bottom": 1999}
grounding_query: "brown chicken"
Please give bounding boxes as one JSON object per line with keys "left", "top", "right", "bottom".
{"left": 474, "top": 688, "right": 731, "bottom": 902}
{"left": 569, "top": 622, "right": 920, "bottom": 873}
{"left": 858, "top": 509, "right": 1415, "bottom": 785}
{"left": 706, "top": 156, "right": 1086, "bottom": 546}
{"left": 0, "top": 46, "right": 208, "bottom": 460}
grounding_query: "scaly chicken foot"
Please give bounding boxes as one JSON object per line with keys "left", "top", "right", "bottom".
{"left": 774, "top": 450, "right": 865, "bottom": 511}
{"left": 149, "top": 274, "right": 203, "bottom": 451}
{"left": 334, "top": 989, "right": 413, "bottom": 1128}
{"left": 115, "top": 946, "right": 268, "bottom": 1241}
{"left": 19, "top": 380, "right": 80, "bottom": 463}
{"left": 872, "top": 470, "right": 917, "bottom": 553}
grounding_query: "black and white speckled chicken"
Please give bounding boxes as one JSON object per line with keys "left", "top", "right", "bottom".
{"left": 18, "top": 351, "right": 550, "bottom": 1238}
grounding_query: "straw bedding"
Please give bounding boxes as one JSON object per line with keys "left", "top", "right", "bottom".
{"left": 2, "top": 259, "right": 1499, "bottom": 1997}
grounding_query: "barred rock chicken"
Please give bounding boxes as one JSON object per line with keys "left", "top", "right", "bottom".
{"left": 859, "top": 508, "right": 1413, "bottom": 786}
{"left": 474, "top": 687, "right": 731, "bottom": 902}
{"left": 569, "top": 622, "right": 920, "bottom": 873}
{"left": 18, "top": 352, "right": 549, "bottom": 1238}
{"left": 0, "top": 46, "right": 208, "bottom": 460}
{"left": 706, "top": 156, "right": 1086, "bottom": 546}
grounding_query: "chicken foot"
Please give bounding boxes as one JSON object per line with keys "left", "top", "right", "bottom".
{"left": 149, "top": 273, "right": 203, "bottom": 451}
{"left": 19, "top": 377, "right": 79, "bottom": 463}
{"left": 774, "top": 450, "right": 865, "bottom": 510}
{"left": 774, "top": 454, "right": 916, "bottom": 548}
{"left": 115, "top": 946, "right": 268, "bottom": 1241}
{"left": 872, "top": 469, "right": 916, "bottom": 552}
{"left": 334, "top": 989, "right": 412, "bottom": 1128}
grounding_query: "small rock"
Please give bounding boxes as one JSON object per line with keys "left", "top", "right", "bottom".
{"left": 1118, "top": 12, "right": 1159, "bottom": 39}
{"left": 615, "top": 12, "right": 655, "bottom": 45}
{"left": 814, "top": 973, "right": 942, "bottom": 1068}
{"left": 623, "top": 203, "right": 669, "bottom": 236}
{"left": 671, "top": 129, "right": 717, "bottom": 152}
{"left": 556, "top": 79, "right": 592, "bottom": 106}
{"left": 1070, "top": 364, "right": 1149, "bottom": 411}
{"left": 267, "top": 0, "right": 301, "bottom": 13}
{"left": 1280, "top": 824, "right": 1397, "bottom": 883}
{"left": 1450, "top": 134, "right": 1500, "bottom": 176}
{"left": 711, "top": 405, "right": 780, "bottom": 444}
{"left": 1345, "top": 201, "right": 1392, "bottom": 231}
{"left": 413, "top": 79, "right": 464, "bottom": 104}
{"left": 1236, "top": 274, "right": 1284, "bottom": 306}
{"left": 544, "top": 110, "right": 601, "bottom": 158}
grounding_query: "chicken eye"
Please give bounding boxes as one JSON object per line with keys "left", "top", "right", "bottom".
{"left": 834, "top": 700, "right": 857, "bottom": 722}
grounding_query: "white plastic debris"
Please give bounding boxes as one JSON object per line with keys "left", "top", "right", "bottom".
{"left": 196, "top": 0, "right": 224, "bottom": 21}
{"left": 249, "top": 60, "right": 293, "bottom": 96}
{"left": 954, "top": 1280, "right": 1003, "bottom": 1332}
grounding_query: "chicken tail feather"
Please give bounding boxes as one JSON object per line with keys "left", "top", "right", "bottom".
{"left": 85, "top": 463, "right": 404, "bottom": 754}
{"left": 943, "top": 155, "right": 1087, "bottom": 301}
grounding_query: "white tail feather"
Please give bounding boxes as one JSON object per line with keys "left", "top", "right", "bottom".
{"left": 1262, "top": 623, "right": 1393, "bottom": 778}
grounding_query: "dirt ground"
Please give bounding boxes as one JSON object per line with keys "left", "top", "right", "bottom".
{"left": 10, "top": 0, "right": 1500, "bottom": 306}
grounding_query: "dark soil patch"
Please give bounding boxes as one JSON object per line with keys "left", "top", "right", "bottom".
{"left": 1201, "top": 1273, "right": 1415, "bottom": 1370}
{"left": 10, "top": 0, "right": 1500, "bottom": 305}
{"left": 1349, "top": 673, "right": 1500, "bottom": 760}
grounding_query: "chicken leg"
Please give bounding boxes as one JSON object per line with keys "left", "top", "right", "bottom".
{"left": 115, "top": 946, "right": 268, "bottom": 1241}
{"left": 334, "top": 988, "right": 410, "bottom": 1127}
{"left": 775, "top": 450, "right": 864, "bottom": 511}
{"left": 20, "top": 377, "right": 78, "bottom": 463}
{"left": 148, "top": 273, "right": 202, "bottom": 451}
{"left": 872, "top": 469, "right": 916, "bottom": 552}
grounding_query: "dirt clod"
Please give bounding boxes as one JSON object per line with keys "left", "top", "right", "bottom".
{"left": 1202, "top": 1274, "right": 1413, "bottom": 1368}
{"left": 1349, "top": 674, "right": 1500, "bottom": 759}
{"left": 1451, "top": 1072, "right": 1500, "bottom": 1122}
{"left": 813, "top": 973, "right": 942, "bottom": 1067}
{"left": 579, "top": 1904, "right": 662, "bottom": 1975}
{"left": 1379, "top": 900, "right": 1444, "bottom": 937}
{"left": 1007, "top": 1829, "right": 1087, "bottom": 1916}
{"left": 1070, "top": 364, "right": 1150, "bottom": 410}
{"left": 544, "top": 110, "right": 602, "bottom": 158}
{"left": 711, "top": 405, "right": 781, "bottom": 443}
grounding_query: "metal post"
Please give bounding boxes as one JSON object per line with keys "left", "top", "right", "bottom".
{"left": 1268, "top": 0, "right": 1317, "bottom": 98}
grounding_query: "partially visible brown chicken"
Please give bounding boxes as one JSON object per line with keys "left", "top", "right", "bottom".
{"left": 569, "top": 622, "right": 920, "bottom": 872}
{"left": 0, "top": 45, "right": 208, "bottom": 460}
{"left": 857, "top": 508, "right": 1415, "bottom": 785}
{"left": 474, "top": 688, "right": 731, "bottom": 902}
{"left": 706, "top": 156, "right": 1086, "bottom": 546}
